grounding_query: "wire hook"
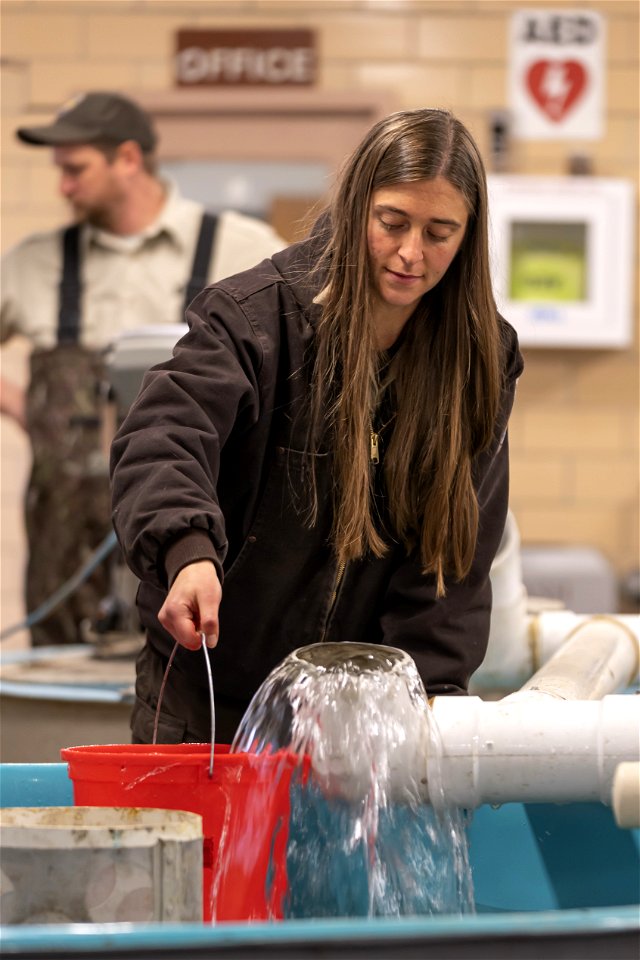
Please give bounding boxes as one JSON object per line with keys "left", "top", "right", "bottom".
{"left": 201, "top": 632, "right": 215, "bottom": 777}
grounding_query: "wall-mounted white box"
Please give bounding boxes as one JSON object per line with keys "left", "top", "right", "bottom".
{"left": 488, "top": 175, "right": 635, "bottom": 349}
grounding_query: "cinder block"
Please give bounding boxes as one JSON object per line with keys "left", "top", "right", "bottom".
{"left": 356, "top": 63, "right": 465, "bottom": 110}
{"left": 1, "top": 165, "right": 30, "bottom": 211}
{"left": 416, "top": 15, "right": 506, "bottom": 62}
{"left": 573, "top": 457, "right": 640, "bottom": 501}
{"left": 571, "top": 354, "right": 640, "bottom": 406}
{"left": 511, "top": 354, "right": 573, "bottom": 404}
{"left": 608, "top": 15, "right": 640, "bottom": 62}
{"left": 516, "top": 506, "right": 620, "bottom": 564}
{"left": 607, "top": 66, "right": 640, "bottom": 111}
{"left": 30, "top": 63, "right": 138, "bottom": 106}
{"left": 1, "top": 12, "right": 83, "bottom": 58}
{"left": 0, "top": 65, "right": 29, "bottom": 113}
{"left": 466, "top": 67, "right": 507, "bottom": 109}
{"left": 521, "top": 408, "right": 626, "bottom": 454}
{"left": 86, "top": 14, "right": 187, "bottom": 59}
{"left": 510, "top": 457, "right": 572, "bottom": 501}
{"left": 319, "top": 15, "right": 409, "bottom": 59}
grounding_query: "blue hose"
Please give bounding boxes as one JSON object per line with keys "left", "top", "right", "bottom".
{"left": 0, "top": 528, "right": 119, "bottom": 641}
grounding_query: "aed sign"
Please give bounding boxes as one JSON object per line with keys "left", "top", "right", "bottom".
{"left": 175, "top": 29, "right": 317, "bottom": 87}
{"left": 509, "top": 9, "right": 604, "bottom": 139}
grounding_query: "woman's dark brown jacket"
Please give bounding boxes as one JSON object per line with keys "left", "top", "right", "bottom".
{"left": 110, "top": 235, "right": 523, "bottom": 743}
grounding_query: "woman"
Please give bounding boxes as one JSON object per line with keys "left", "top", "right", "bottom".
{"left": 110, "top": 108, "right": 523, "bottom": 744}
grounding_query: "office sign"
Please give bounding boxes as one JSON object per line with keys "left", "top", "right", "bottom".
{"left": 175, "top": 29, "right": 317, "bottom": 87}
{"left": 509, "top": 9, "right": 604, "bottom": 139}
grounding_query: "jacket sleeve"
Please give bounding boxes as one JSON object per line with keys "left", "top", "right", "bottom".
{"left": 109, "top": 286, "right": 263, "bottom": 589}
{"left": 379, "top": 321, "right": 524, "bottom": 697}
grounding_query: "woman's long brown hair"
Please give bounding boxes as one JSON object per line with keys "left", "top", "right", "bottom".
{"left": 307, "top": 109, "right": 504, "bottom": 596}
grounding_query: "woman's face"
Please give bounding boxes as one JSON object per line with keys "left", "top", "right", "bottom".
{"left": 367, "top": 176, "right": 469, "bottom": 340}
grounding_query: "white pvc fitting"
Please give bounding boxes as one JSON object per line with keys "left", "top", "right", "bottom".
{"left": 428, "top": 694, "right": 640, "bottom": 808}
{"left": 612, "top": 762, "right": 640, "bottom": 829}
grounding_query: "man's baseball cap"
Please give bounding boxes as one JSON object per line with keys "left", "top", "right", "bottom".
{"left": 16, "top": 92, "right": 157, "bottom": 151}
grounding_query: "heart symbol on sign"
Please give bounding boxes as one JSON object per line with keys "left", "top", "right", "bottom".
{"left": 527, "top": 60, "right": 587, "bottom": 122}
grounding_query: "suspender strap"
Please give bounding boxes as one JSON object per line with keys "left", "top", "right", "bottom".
{"left": 57, "top": 224, "right": 82, "bottom": 344}
{"left": 183, "top": 212, "right": 218, "bottom": 314}
{"left": 57, "top": 213, "right": 218, "bottom": 340}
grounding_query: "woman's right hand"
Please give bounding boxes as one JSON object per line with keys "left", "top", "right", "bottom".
{"left": 158, "top": 560, "right": 222, "bottom": 650}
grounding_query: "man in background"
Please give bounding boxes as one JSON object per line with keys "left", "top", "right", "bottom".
{"left": 0, "top": 90, "right": 285, "bottom": 646}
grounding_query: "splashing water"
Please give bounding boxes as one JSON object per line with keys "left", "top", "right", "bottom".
{"left": 229, "top": 642, "right": 475, "bottom": 919}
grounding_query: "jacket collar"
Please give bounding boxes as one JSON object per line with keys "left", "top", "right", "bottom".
{"left": 270, "top": 214, "right": 331, "bottom": 321}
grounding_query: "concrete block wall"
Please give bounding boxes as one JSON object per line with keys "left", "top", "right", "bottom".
{"left": 1, "top": 0, "right": 638, "bottom": 642}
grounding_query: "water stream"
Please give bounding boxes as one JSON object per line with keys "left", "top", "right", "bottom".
{"left": 227, "top": 642, "right": 475, "bottom": 919}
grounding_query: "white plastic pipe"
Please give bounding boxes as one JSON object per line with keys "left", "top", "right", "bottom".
{"left": 516, "top": 615, "right": 640, "bottom": 700}
{"left": 426, "top": 617, "right": 640, "bottom": 808}
{"left": 474, "top": 611, "right": 640, "bottom": 692}
{"left": 429, "top": 693, "right": 640, "bottom": 808}
{"left": 309, "top": 690, "right": 640, "bottom": 809}
{"left": 479, "top": 510, "right": 531, "bottom": 686}
{"left": 478, "top": 509, "right": 640, "bottom": 692}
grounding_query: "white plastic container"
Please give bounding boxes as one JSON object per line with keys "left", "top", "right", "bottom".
{"left": 0, "top": 806, "right": 203, "bottom": 924}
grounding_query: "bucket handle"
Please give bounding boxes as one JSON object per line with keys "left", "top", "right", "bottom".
{"left": 201, "top": 632, "right": 215, "bottom": 776}
{"left": 152, "top": 636, "right": 215, "bottom": 777}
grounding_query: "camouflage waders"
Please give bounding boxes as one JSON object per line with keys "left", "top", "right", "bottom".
{"left": 25, "top": 345, "right": 112, "bottom": 645}
{"left": 22, "top": 213, "right": 218, "bottom": 646}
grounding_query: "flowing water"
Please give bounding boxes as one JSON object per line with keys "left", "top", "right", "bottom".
{"left": 225, "top": 642, "right": 475, "bottom": 920}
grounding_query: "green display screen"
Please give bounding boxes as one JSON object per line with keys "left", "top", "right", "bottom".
{"left": 509, "top": 221, "right": 588, "bottom": 303}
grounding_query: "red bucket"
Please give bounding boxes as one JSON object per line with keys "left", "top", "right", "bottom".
{"left": 61, "top": 743, "right": 299, "bottom": 922}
